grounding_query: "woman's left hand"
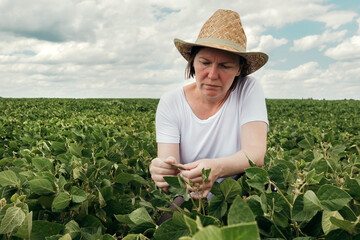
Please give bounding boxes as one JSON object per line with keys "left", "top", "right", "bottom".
{"left": 180, "top": 159, "right": 220, "bottom": 199}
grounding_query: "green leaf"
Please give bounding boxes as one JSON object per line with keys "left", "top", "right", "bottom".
{"left": 98, "top": 187, "right": 107, "bottom": 208}
{"left": 32, "top": 157, "right": 54, "bottom": 172}
{"left": 292, "top": 194, "right": 318, "bottom": 222}
{"left": 192, "top": 225, "right": 222, "bottom": 240}
{"left": 322, "top": 210, "right": 343, "bottom": 235}
{"left": 64, "top": 220, "right": 81, "bottom": 239}
{"left": 30, "top": 220, "right": 65, "bottom": 240}
{"left": 0, "top": 170, "right": 18, "bottom": 187}
{"left": 0, "top": 206, "right": 26, "bottom": 234}
{"left": 330, "top": 216, "right": 360, "bottom": 235}
{"left": 219, "top": 178, "right": 242, "bottom": 201}
{"left": 164, "top": 175, "right": 189, "bottom": 200}
{"left": 70, "top": 186, "right": 87, "bottom": 203}
{"left": 29, "top": 178, "right": 56, "bottom": 195}
{"left": 221, "top": 222, "right": 260, "bottom": 240}
{"left": 115, "top": 172, "right": 148, "bottom": 185}
{"left": 245, "top": 167, "right": 269, "bottom": 192}
{"left": 69, "top": 143, "right": 82, "bottom": 158}
{"left": 208, "top": 195, "right": 227, "bottom": 219}
{"left": 115, "top": 207, "right": 154, "bottom": 227}
{"left": 303, "top": 190, "right": 322, "bottom": 211}
{"left": 201, "top": 168, "right": 211, "bottom": 183}
{"left": 228, "top": 196, "right": 255, "bottom": 225}
{"left": 153, "top": 212, "right": 190, "bottom": 240}
{"left": 13, "top": 211, "right": 33, "bottom": 239}
{"left": 184, "top": 215, "right": 198, "bottom": 236}
{"left": 52, "top": 192, "right": 71, "bottom": 210}
{"left": 50, "top": 141, "right": 67, "bottom": 154}
{"left": 318, "top": 185, "right": 352, "bottom": 211}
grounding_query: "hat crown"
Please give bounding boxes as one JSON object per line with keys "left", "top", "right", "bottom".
{"left": 197, "top": 9, "right": 247, "bottom": 51}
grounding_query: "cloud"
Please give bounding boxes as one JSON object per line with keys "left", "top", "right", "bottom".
{"left": 258, "top": 60, "right": 360, "bottom": 99}
{"left": 314, "top": 10, "right": 358, "bottom": 29}
{"left": 292, "top": 30, "right": 348, "bottom": 51}
{"left": 249, "top": 35, "right": 288, "bottom": 52}
{"left": 324, "top": 36, "right": 360, "bottom": 60}
{"left": 0, "top": 0, "right": 359, "bottom": 99}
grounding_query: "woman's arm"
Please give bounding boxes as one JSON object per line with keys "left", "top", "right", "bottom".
{"left": 149, "top": 143, "right": 181, "bottom": 191}
{"left": 181, "top": 121, "right": 268, "bottom": 198}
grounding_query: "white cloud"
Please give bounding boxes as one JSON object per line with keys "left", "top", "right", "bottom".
{"left": 324, "top": 36, "right": 360, "bottom": 60}
{"left": 292, "top": 30, "right": 348, "bottom": 51}
{"left": 314, "top": 10, "right": 358, "bottom": 29}
{"left": 258, "top": 60, "right": 360, "bottom": 99}
{"left": 0, "top": 0, "right": 359, "bottom": 99}
{"left": 250, "top": 35, "right": 288, "bottom": 52}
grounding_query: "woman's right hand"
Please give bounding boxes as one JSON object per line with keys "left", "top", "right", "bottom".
{"left": 149, "top": 156, "right": 180, "bottom": 191}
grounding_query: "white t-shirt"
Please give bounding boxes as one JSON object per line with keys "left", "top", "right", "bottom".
{"left": 156, "top": 76, "right": 268, "bottom": 166}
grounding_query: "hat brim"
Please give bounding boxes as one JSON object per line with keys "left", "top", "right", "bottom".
{"left": 174, "top": 38, "right": 268, "bottom": 76}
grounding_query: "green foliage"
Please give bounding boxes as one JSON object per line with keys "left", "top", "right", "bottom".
{"left": 0, "top": 98, "right": 359, "bottom": 239}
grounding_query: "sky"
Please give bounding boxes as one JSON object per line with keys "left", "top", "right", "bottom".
{"left": 0, "top": 0, "right": 359, "bottom": 99}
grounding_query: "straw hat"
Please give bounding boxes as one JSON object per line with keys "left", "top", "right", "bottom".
{"left": 174, "top": 9, "right": 268, "bottom": 76}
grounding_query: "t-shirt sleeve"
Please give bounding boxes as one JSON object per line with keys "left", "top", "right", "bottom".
{"left": 239, "top": 77, "right": 269, "bottom": 127}
{"left": 155, "top": 92, "right": 181, "bottom": 143}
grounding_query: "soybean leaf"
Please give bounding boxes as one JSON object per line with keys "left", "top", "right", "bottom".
{"left": 208, "top": 196, "right": 227, "bottom": 219}
{"left": 32, "top": 157, "right": 54, "bottom": 172}
{"left": 303, "top": 190, "right": 322, "bottom": 211}
{"left": 221, "top": 222, "right": 260, "bottom": 240}
{"left": 68, "top": 143, "right": 82, "bottom": 158}
{"left": 70, "top": 186, "right": 87, "bottom": 203}
{"left": 245, "top": 167, "right": 269, "bottom": 192}
{"left": 330, "top": 217, "right": 360, "bottom": 235}
{"left": 64, "top": 220, "right": 81, "bottom": 239}
{"left": 29, "top": 178, "right": 56, "bottom": 195}
{"left": 115, "top": 173, "right": 148, "bottom": 185}
{"left": 115, "top": 207, "right": 154, "bottom": 227}
{"left": 318, "top": 185, "right": 352, "bottom": 211}
{"left": 292, "top": 194, "right": 318, "bottom": 222}
{"left": 0, "top": 170, "right": 18, "bottom": 187}
{"left": 13, "top": 211, "right": 33, "bottom": 239}
{"left": 0, "top": 206, "right": 26, "bottom": 234}
{"left": 228, "top": 196, "right": 255, "bottom": 225}
{"left": 30, "top": 220, "right": 65, "bottom": 239}
{"left": 184, "top": 215, "right": 198, "bottom": 236}
{"left": 219, "top": 178, "right": 242, "bottom": 202}
{"left": 153, "top": 212, "right": 190, "bottom": 240}
{"left": 52, "top": 192, "right": 71, "bottom": 210}
{"left": 191, "top": 225, "right": 222, "bottom": 240}
{"left": 201, "top": 168, "right": 211, "bottom": 183}
{"left": 322, "top": 211, "right": 343, "bottom": 235}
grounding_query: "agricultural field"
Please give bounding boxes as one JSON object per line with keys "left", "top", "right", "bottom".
{"left": 0, "top": 98, "right": 359, "bottom": 240}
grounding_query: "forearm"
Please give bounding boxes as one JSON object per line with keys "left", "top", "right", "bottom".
{"left": 215, "top": 145, "right": 266, "bottom": 178}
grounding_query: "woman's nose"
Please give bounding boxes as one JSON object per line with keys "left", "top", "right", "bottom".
{"left": 208, "top": 65, "right": 218, "bottom": 80}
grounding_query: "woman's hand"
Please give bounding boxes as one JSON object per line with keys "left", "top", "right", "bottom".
{"left": 149, "top": 156, "right": 180, "bottom": 192}
{"left": 180, "top": 159, "right": 221, "bottom": 199}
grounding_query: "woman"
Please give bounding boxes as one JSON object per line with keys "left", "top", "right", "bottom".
{"left": 150, "top": 9, "right": 269, "bottom": 200}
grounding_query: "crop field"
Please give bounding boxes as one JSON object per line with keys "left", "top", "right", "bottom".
{"left": 0, "top": 98, "right": 359, "bottom": 240}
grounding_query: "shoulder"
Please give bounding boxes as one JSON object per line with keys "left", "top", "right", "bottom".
{"left": 159, "top": 87, "right": 183, "bottom": 104}
{"left": 234, "top": 76, "right": 264, "bottom": 96}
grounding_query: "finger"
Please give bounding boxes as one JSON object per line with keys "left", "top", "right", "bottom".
{"left": 181, "top": 161, "right": 199, "bottom": 170}
{"left": 152, "top": 166, "right": 179, "bottom": 176}
{"left": 154, "top": 180, "right": 170, "bottom": 189}
{"left": 164, "top": 156, "right": 177, "bottom": 164}
{"left": 152, "top": 174, "right": 171, "bottom": 183}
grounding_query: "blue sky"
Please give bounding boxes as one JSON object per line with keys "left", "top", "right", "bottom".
{"left": 0, "top": 0, "right": 359, "bottom": 99}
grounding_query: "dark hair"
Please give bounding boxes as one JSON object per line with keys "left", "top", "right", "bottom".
{"left": 185, "top": 47, "right": 247, "bottom": 92}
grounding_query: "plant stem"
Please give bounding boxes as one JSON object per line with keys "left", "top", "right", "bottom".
{"left": 269, "top": 181, "right": 292, "bottom": 210}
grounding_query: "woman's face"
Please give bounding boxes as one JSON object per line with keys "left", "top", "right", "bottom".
{"left": 193, "top": 47, "right": 241, "bottom": 100}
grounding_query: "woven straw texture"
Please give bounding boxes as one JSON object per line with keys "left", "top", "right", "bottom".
{"left": 174, "top": 9, "right": 268, "bottom": 76}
